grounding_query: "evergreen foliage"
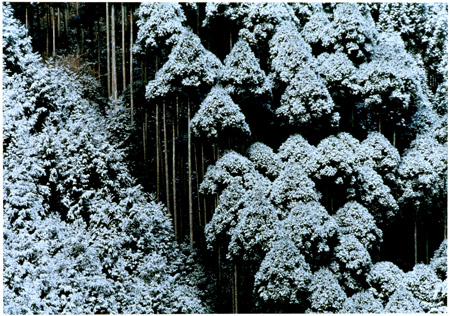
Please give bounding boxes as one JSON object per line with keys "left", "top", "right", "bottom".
{"left": 4, "top": 2, "right": 447, "bottom": 314}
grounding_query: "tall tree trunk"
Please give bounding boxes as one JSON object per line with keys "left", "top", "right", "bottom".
{"left": 25, "top": 6, "right": 28, "bottom": 30}
{"left": 130, "top": 8, "right": 134, "bottom": 122}
{"left": 46, "top": 9, "right": 49, "bottom": 57}
{"left": 163, "top": 100, "right": 171, "bottom": 215}
{"left": 97, "top": 20, "right": 101, "bottom": 80}
{"left": 143, "top": 108, "right": 148, "bottom": 178}
{"left": 378, "top": 114, "right": 381, "bottom": 134}
{"left": 111, "top": 4, "right": 118, "bottom": 101}
{"left": 232, "top": 262, "right": 238, "bottom": 313}
{"left": 122, "top": 3, "right": 126, "bottom": 92}
{"left": 393, "top": 128, "right": 396, "bottom": 148}
{"left": 188, "top": 97, "right": 194, "bottom": 245}
{"left": 51, "top": 7, "right": 55, "bottom": 56}
{"left": 201, "top": 143, "right": 207, "bottom": 224}
{"left": 64, "top": 4, "right": 69, "bottom": 36}
{"left": 414, "top": 209, "right": 418, "bottom": 264}
{"left": 156, "top": 103, "right": 160, "bottom": 202}
{"left": 172, "top": 105, "right": 178, "bottom": 241}
{"left": 57, "top": 7, "right": 60, "bottom": 38}
{"left": 194, "top": 144, "right": 201, "bottom": 226}
{"left": 106, "top": 3, "right": 111, "bottom": 98}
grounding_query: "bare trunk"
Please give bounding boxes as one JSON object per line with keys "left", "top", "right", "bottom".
{"left": 143, "top": 108, "right": 148, "bottom": 177}
{"left": 163, "top": 100, "right": 171, "bottom": 215}
{"left": 194, "top": 144, "right": 201, "bottom": 226}
{"left": 97, "top": 20, "right": 101, "bottom": 79}
{"left": 188, "top": 98, "right": 194, "bottom": 245}
{"left": 57, "top": 7, "right": 60, "bottom": 38}
{"left": 51, "top": 7, "right": 55, "bottom": 56}
{"left": 106, "top": 3, "right": 111, "bottom": 98}
{"left": 414, "top": 209, "right": 418, "bottom": 264}
{"left": 156, "top": 104, "right": 160, "bottom": 202}
{"left": 46, "top": 10, "right": 49, "bottom": 57}
{"left": 111, "top": 4, "right": 118, "bottom": 101}
{"left": 25, "top": 6, "right": 28, "bottom": 30}
{"left": 393, "top": 128, "right": 396, "bottom": 148}
{"left": 172, "top": 105, "right": 178, "bottom": 241}
{"left": 64, "top": 5, "right": 69, "bottom": 36}
{"left": 201, "top": 143, "right": 207, "bottom": 224}
{"left": 130, "top": 8, "right": 134, "bottom": 121}
{"left": 122, "top": 3, "right": 126, "bottom": 92}
{"left": 232, "top": 262, "right": 238, "bottom": 313}
{"left": 378, "top": 114, "right": 381, "bottom": 134}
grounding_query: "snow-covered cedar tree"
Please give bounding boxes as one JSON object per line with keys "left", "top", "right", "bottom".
{"left": 146, "top": 28, "right": 222, "bottom": 98}
{"left": 203, "top": 2, "right": 298, "bottom": 46}
{"left": 430, "top": 239, "right": 447, "bottom": 280}
{"left": 376, "top": 3, "right": 448, "bottom": 85}
{"left": 276, "top": 134, "right": 318, "bottom": 175}
{"left": 269, "top": 162, "right": 320, "bottom": 212}
{"left": 221, "top": 38, "right": 271, "bottom": 97}
{"left": 316, "top": 51, "right": 357, "bottom": 95}
{"left": 359, "top": 131, "right": 400, "bottom": 184}
{"left": 384, "top": 287, "right": 424, "bottom": 313}
{"left": 354, "top": 165, "right": 398, "bottom": 224}
{"left": 404, "top": 263, "right": 444, "bottom": 312}
{"left": 329, "top": 3, "right": 377, "bottom": 63}
{"left": 200, "top": 150, "right": 263, "bottom": 195}
{"left": 276, "top": 65, "right": 337, "bottom": 127}
{"left": 333, "top": 234, "right": 372, "bottom": 292}
{"left": 227, "top": 188, "right": 282, "bottom": 260}
{"left": 300, "top": 9, "right": 335, "bottom": 55}
{"left": 314, "top": 132, "right": 361, "bottom": 183}
{"left": 3, "top": 5, "right": 210, "bottom": 313}
{"left": 366, "top": 261, "right": 406, "bottom": 303}
{"left": 191, "top": 85, "right": 250, "bottom": 140}
{"left": 247, "top": 142, "right": 283, "bottom": 178}
{"left": 281, "top": 201, "right": 337, "bottom": 264}
{"left": 398, "top": 134, "right": 447, "bottom": 212}
{"left": 306, "top": 268, "right": 347, "bottom": 313}
{"left": 269, "top": 21, "right": 315, "bottom": 84}
{"left": 339, "top": 290, "right": 384, "bottom": 313}
{"left": 333, "top": 201, "right": 382, "bottom": 252}
{"left": 134, "top": 2, "right": 186, "bottom": 52}
{"left": 357, "top": 31, "right": 428, "bottom": 135}
{"left": 254, "top": 238, "right": 312, "bottom": 306}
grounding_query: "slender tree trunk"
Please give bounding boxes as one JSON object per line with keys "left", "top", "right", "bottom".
{"left": 156, "top": 103, "right": 160, "bottom": 202}
{"left": 232, "top": 262, "right": 238, "bottom": 313}
{"left": 64, "top": 4, "right": 69, "bottom": 36}
{"left": 188, "top": 97, "right": 194, "bottom": 245}
{"left": 143, "top": 108, "right": 148, "bottom": 177}
{"left": 122, "top": 3, "right": 126, "bottom": 92}
{"left": 172, "top": 106, "right": 178, "bottom": 240}
{"left": 163, "top": 100, "right": 171, "bottom": 215}
{"left": 425, "top": 228, "right": 429, "bottom": 264}
{"left": 106, "top": 3, "right": 111, "bottom": 98}
{"left": 97, "top": 20, "right": 101, "bottom": 80}
{"left": 201, "top": 143, "right": 207, "bottom": 224}
{"left": 25, "top": 6, "right": 28, "bottom": 30}
{"left": 378, "top": 114, "right": 381, "bottom": 134}
{"left": 51, "top": 7, "right": 55, "bottom": 56}
{"left": 57, "top": 7, "right": 60, "bottom": 38}
{"left": 46, "top": 9, "right": 49, "bottom": 57}
{"left": 414, "top": 209, "right": 418, "bottom": 264}
{"left": 111, "top": 4, "right": 118, "bottom": 101}
{"left": 130, "top": 8, "right": 134, "bottom": 122}
{"left": 194, "top": 144, "right": 201, "bottom": 226}
{"left": 393, "top": 128, "right": 396, "bottom": 148}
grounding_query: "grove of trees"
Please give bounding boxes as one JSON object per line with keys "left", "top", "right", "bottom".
{"left": 3, "top": 2, "right": 448, "bottom": 314}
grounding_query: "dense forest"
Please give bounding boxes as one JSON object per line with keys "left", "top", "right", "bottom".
{"left": 3, "top": 2, "right": 448, "bottom": 314}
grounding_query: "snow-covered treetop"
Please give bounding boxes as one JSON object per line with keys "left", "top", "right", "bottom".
{"left": 191, "top": 85, "right": 250, "bottom": 140}
{"left": 334, "top": 201, "right": 382, "bottom": 251}
{"left": 330, "top": 3, "right": 377, "bottom": 62}
{"left": 276, "top": 134, "right": 318, "bottom": 175}
{"left": 134, "top": 2, "right": 186, "bottom": 52}
{"left": 269, "top": 21, "right": 315, "bottom": 84}
{"left": 146, "top": 29, "right": 222, "bottom": 98}
{"left": 222, "top": 38, "right": 271, "bottom": 96}
{"left": 276, "top": 65, "right": 336, "bottom": 126}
